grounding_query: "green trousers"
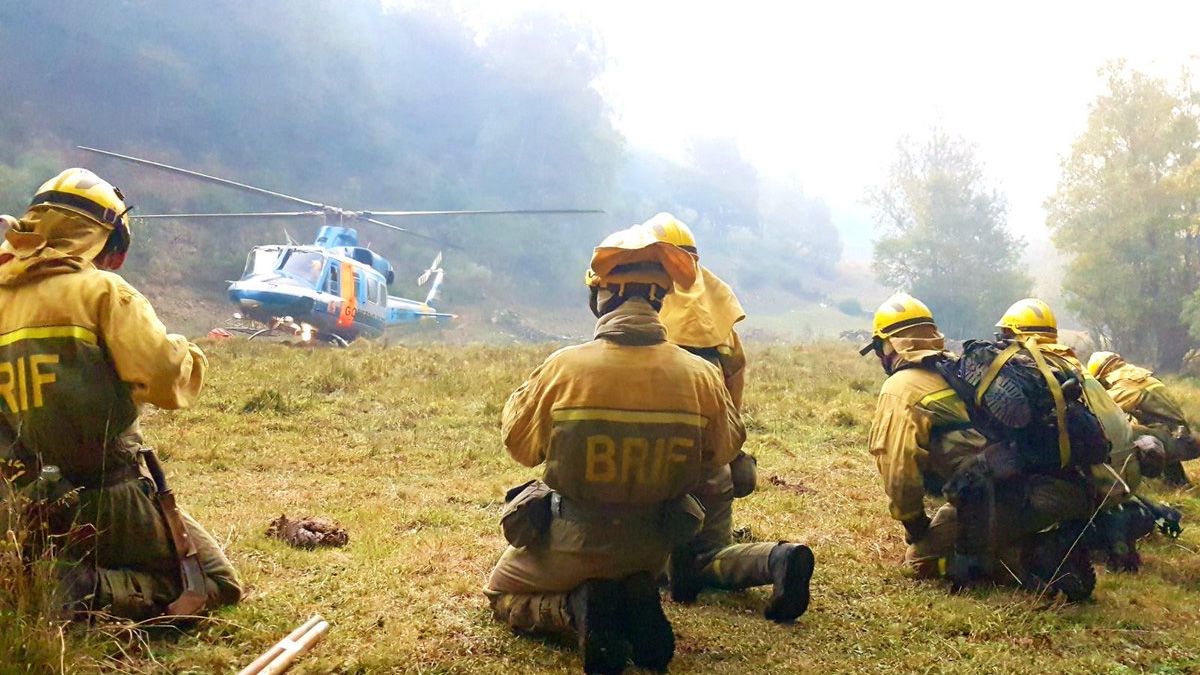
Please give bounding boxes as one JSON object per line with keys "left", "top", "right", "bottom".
{"left": 485, "top": 502, "right": 669, "bottom": 635}
{"left": 688, "top": 490, "right": 778, "bottom": 590}
{"left": 485, "top": 590, "right": 574, "bottom": 635}
{"left": 5, "top": 474, "right": 242, "bottom": 620}
{"left": 905, "top": 474, "right": 1091, "bottom": 580}
{"left": 84, "top": 477, "right": 242, "bottom": 619}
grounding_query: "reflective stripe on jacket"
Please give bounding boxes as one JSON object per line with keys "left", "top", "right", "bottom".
{"left": 501, "top": 298, "right": 744, "bottom": 505}
{"left": 868, "top": 366, "right": 987, "bottom": 521}
{"left": 0, "top": 266, "right": 205, "bottom": 478}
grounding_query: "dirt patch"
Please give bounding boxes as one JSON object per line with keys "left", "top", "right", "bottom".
{"left": 767, "top": 474, "right": 815, "bottom": 495}
{"left": 266, "top": 514, "right": 349, "bottom": 549}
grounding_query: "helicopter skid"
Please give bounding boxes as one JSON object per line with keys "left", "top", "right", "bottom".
{"left": 223, "top": 315, "right": 345, "bottom": 346}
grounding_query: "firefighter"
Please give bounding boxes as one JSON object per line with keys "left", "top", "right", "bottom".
{"left": 864, "top": 293, "right": 1095, "bottom": 599}
{"left": 644, "top": 213, "right": 814, "bottom": 623}
{"left": 1089, "top": 350, "right": 1198, "bottom": 487}
{"left": 483, "top": 226, "right": 745, "bottom": 674}
{"left": 996, "top": 299, "right": 1165, "bottom": 571}
{"left": 0, "top": 169, "right": 241, "bottom": 619}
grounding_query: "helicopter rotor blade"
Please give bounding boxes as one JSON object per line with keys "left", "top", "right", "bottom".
{"left": 363, "top": 209, "right": 604, "bottom": 217}
{"left": 78, "top": 147, "right": 592, "bottom": 249}
{"left": 77, "top": 146, "right": 324, "bottom": 209}
{"left": 132, "top": 211, "right": 324, "bottom": 219}
{"left": 357, "top": 215, "right": 458, "bottom": 249}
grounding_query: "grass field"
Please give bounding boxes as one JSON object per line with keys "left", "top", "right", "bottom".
{"left": 11, "top": 339, "right": 1200, "bottom": 673}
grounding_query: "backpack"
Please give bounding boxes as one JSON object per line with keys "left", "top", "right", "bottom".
{"left": 930, "top": 338, "right": 1110, "bottom": 472}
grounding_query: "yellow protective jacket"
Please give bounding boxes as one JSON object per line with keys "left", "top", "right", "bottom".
{"left": 659, "top": 265, "right": 748, "bottom": 494}
{"left": 1100, "top": 361, "right": 1194, "bottom": 463}
{"left": 502, "top": 298, "right": 744, "bottom": 504}
{"left": 0, "top": 205, "right": 205, "bottom": 482}
{"left": 1101, "top": 363, "right": 1188, "bottom": 429}
{"left": 660, "top": 265, "right": 745, "bottom": 351}
{"left": 661, "top": 266, "right": 747, "bottom": 401}
{"left": 867, "top": 334, "right": 987, "bottom": 522}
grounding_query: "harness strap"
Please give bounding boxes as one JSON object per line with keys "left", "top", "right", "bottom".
{"left": 1022, "top": 338, "right": 1071, "bottom": 468}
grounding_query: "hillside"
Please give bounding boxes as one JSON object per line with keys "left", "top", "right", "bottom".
{"left": 0, "top": 1, "right": 855, "bottom": 319}
{"left": 14, "top": 341, "right": 1200, "bottom": 673}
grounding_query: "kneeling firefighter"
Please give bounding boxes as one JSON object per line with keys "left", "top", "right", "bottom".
{"left": 1089, "top": 350, "right": 1199, "bottom": 487}
{"left": 996, "top": 299, "right": 1172, "bottom": 571}
{"left": 0, "top": 169, "right": 241, "bottom": 620}
{"left": 863, "top": 293, "right": 1096, "bottom": 600}
{"left": 643, "top": 213, "right": 814, "bottom": 623}
{"left": 483, "top": 226, "right": 745, "bottom": 674}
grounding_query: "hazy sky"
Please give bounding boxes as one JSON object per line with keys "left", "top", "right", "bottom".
{"left": 447, "top": 1, "right": 1199, "bottom": 258}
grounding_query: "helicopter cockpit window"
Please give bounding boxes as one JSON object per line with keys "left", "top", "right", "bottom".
{"left": 326, "top": 264, "right": 340, "bottom": 294}
{"left": 242, "top": 247, "right": 282, "bottom": 279}
{"left": 279, "top": 251, "right": 327, "bottom": 287}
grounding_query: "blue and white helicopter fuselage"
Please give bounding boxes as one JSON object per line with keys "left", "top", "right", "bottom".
{"left": 227, "top": 226, "right": 452, "bottom": 344}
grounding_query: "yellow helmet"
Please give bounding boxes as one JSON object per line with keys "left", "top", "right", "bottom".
{"left": 996, "top": 298, "right": 1057, "bottom": 337}
{"left": 586, "top": 225, "right": 698, "bottom": 290}
{"left": 860, "top": 293, "right": 936, "bottom": 355}
{"left": 29, "top": 168, "right": 133, "bottom": 263}
{"left": 31, "top": 168, "right": 130, "bottom": 230}
{"left": 641, "top": 212, "right": 697, "bottom": 253}
{"left": 1087, "top": 351, "right": 1123, "bottom": 379}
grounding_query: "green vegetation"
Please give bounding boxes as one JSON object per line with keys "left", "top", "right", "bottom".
{"left": 6, "top": 340, "right": 1200, "bottom": 673}
{"left": 868, "top": 131, "right": 1030, "bottom": 339}
{"left": 0, "top": 2, "right": 842, "bottom": 311}
{"left": 1049, "top": 63, "right": 1200, "bottom": 371}
{"left": 0, "top": 473, "right": 68, "bottom": 675}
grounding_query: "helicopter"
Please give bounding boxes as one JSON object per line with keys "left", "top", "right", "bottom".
{"left": 79, "top": 146, "right": 601, "bottom": 345}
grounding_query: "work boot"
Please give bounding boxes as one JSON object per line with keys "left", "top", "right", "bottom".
{"left": 620, "top": 572, "right": 674, "bottom": 672}
{"left": 1022, "top": 524, "right": 1095, "bottom": 602}
{"left": 1136, "top": 495, "right": 1184, "bottom": 538}
{"left": 568, "top": 579, "right": 630, "bottom": 674}
{"left": 764, "top": 543, "right": 815, "bottom": 623}
{"left": 668, "top": 543, "right": 703, "bottom": 603}
{"left": 946, "top": 553, "right": 991, "bottom": 593}
{"left": 1090, "top": 505, "right": 1149, "bottom": 573}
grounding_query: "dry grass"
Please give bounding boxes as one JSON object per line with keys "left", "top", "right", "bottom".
{"left": 0, "top": 468, "right": 70, "bottom": 675}
{"left": 6, "top": 340, "right": 1200, "bottom": 673}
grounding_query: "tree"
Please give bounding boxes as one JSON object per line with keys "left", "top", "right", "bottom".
{"left": 869, "top": 131, "right": 1029, "bottom": 339}
{"left": 0, "top": 1, "right": 625, "bottom": 304}
{"left": 1047, "top": 63, "right": 1200, "bottom": 370}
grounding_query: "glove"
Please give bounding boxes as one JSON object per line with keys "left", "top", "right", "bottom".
{"left": 729, "top": 452, "right": 757, "bottom": 498}
{"left": 902, "top": 513, "right": 931, "bottom": 544}
{"left": 1133, "top": 435, "right": 1165, "bottom": 478}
